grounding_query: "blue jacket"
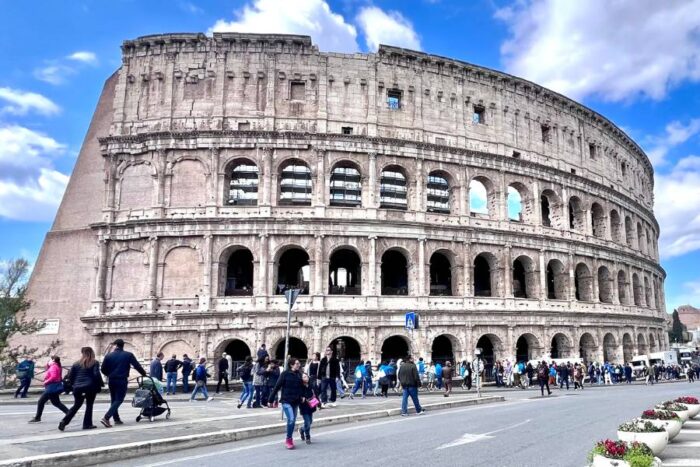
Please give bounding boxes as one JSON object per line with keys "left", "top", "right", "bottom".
{"left": 354, "top": 364, "right": 366, "bottom": 378}
{"left": 101, "top": 348, "right": 146, "bottom": 381}
{"left": 417, "top": 361, "right": 425, "bottom": 374}
{"left": 435, "top": 363, "right": 443, "bottom": 377}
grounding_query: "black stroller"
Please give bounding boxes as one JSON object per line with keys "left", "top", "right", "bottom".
{"left": 132, "top": 376, "right": 171, "bottom": 422}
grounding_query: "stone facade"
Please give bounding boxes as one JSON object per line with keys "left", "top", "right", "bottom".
{"left": 20, "top": 33, "right": 668, "bottom": 371}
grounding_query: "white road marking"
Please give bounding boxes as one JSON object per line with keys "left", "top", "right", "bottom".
{"left": 435, "top": 419, "right": 532, "bottom": 450}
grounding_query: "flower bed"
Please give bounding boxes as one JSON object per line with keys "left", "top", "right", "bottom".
{"left": 674, "top": 396, "right": 700, "bottom": 418}
{"left": 640, "top": 410, "right": 682, "bottom": 439}
{"left": 655, "top": 401, "right": 691, "bottom": 422}
{"left": 588, "top": 440, "right": 658, "bottom": 467}
{"left": 617, "top": 421, "right": 667, "bottom": 455}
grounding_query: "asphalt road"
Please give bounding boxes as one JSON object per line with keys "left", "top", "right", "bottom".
{"left": 101, "top": 382, "right": 698, "bottom": 467}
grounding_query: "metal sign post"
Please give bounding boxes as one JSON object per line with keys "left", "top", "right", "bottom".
{"left": 283, "top": 288, "right": 301, "bottom": 370}
{"left": 474, "top": 348, "right": 482, "bottom": 398}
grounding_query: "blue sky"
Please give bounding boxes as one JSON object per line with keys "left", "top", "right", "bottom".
{"left": 1, "top": 0, "right": 700, "bottom": 314}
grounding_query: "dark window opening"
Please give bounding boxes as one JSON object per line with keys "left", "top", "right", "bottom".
{"left": 387, "top": 89, "right": 402, "bottom": 110}
{"left": 589, "top": 143, "right": 596, "bottom": 159}
{"left": 341, "top": 126, "right": 353, "bottom": 135}
{"left": 541, "top": 124, "right": 551, "bottom": 143}
{"left": 512, "top": 259, "right": 528, "bottom": 298}
{"left": 516, "top": 336, "right": 530, "bottom": 363}
{"left": 472, "top": 105, "right": 486, "bottom": 124}
{"left": 541, "top": 195, "right": 551, "bottom": 227}
{"left": 381, "top": 336, "right": 409, "bottom": 362}
{"left": 570, "top": 169, "right": 577, "bottom": 175}
{"left": 328, "top": 249, "right": 361, "bottom": 295}
{"left": 431, "top": 335, "right": 454, "bottom": 365}
{"left": 238, "top": 122, "right": 251, "bottom": 131}
{"left": 275, "top": 337, "right": 308, "bottom": 362}
{"left": 225, "top": 249, "right": 254, "bottom": 296}
{"left": 429, "top": 253, "right": 452, "bottom": 296}
{"left": 276, "top": 249, "right": 310, "bottom": 295}
{"left": 547, "top": 260, "right": 567, "bottom": 300}
{"left": 381, "top": 250, "right": 408, "bottom": 295}
{"left": 290, "top": 81, "right": 306, "bottom": 101}
{"left": 279, "top": 162, "right": 312, "bottom": 206}
{"left": 473, "top": 255, "right": 492, "bottom": 297}
{"left": 512, "top": 151, "right": 521, "bottom": 158}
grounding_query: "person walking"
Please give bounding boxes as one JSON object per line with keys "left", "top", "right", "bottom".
{"left": 443, "top": 361, "right": 454, "bottom": 397}
{"left": 269, "top": 358, "right": 304, "bottom": 449}
{"left": 252, "top": 355, "right": 269, "bottom": 407}
{"left": 298, "top": 372, "right": 317, "bottom": 445}
{"left": 264, "top": 360, "right": 280, "bottom": 407}
{"left": 190, "top": 357, "right": 213, "bottom": 401}
{"left": 350, "top": 361, "right": 372, "bottom": 399}
{"left": 464, "top": 361, "right": 473, "bottom": 390}
{"left": 398, "top": 355, "right": 425, "bottom": 416}
{"left": 150, "top": 352, "right": 164, "bottom": 382}
{"left": 236, "top": 356, "right": 254, "bottom": 409}
{"left": 28, "top": 356, "right": 69, "bottom": 423}
{"left": 164, "top": 354, "right": 182, "bottom": 395}
{"left": 526, "top": 362, "right": 534, "bottom": 386}
{"left": 435, "top": 361, "right": 443, "bottom": 390}
{"left": 181, "top": 354, "right": 193, "bottom": 393}
{"left": 378, "top": 361, "right": 391, "bottom": 397}
{"left": 573, "top": 364, "right": 583, "bottom": 390}
{"left": 257, "top": 344, "right": 268, "bottom": 361}
{"left": 215, "top": 353, "right": 230, "bottom": 394}
{"left": 559, "top": 362, "right": 570, "bottom": 390}
{"left": 537, "top": 360, "right": 551, "bottom": 396}
{"left": 59, "top": 347, "right": 103, "bottom": 431}
{"left": 14, "top": 356, "right": 35, "bottom": 399}
{"left": 100, "top": 339, "right": 146, "bottom": 427}
{"left": 624, "top": 363, "right": 633, "bottom": 384}
{"left": 305, "top": 352, "right": 321, "bottom": 396}
{"left": 317, "top": 347, "right": 340, "bottom": 407}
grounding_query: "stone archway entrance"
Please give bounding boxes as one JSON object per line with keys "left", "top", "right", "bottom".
{"left": 431, "top": 335, "right": 455, "bottom": 365}
{"left": 476, "top": 334, "right": 501, "bottom": 382}
{"left": 381, "top": 335, "right": 410, "bottom": 362}
{"left": 274, "top": 337, "right": 309, "bottom": 362}
{"left": 329, "top": 336, "right": 362, "bottom": 372}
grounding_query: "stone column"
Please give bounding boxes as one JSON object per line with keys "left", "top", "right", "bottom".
{"left": 561, "top": 186, "right": 570, "bottom": 230}
{"left": 209, "top": 148, "right": 220, "bottom": 208}
{"left": 418, "top": 238, "right": 426, "bottom": 296}
{"left": 504, "top": 244, "right": 513, "bottom": 297}
{"left": 612, "top": 261, "right": 620, "bottom": 305}
{"left": 155, "top": 150, "right": 167, "bottom": 208}
{"left": 568, "top": 253, "right": 576, "bottom": 301}
{"left": 463, "top": 241, "right": 472, "bottom": 296}
{"left": 95, "top": 238, "right": 109, "bottom": 300}
{"left": 592, "top": 257, "right": 599, "bottom": 302}
{"left": 148, "top": 236, "right": 159, "bottom": 298}
{"left": 261, "top": 147, "right": 273, "bottom": 207}
{"left": 202, "top": 235, "right": 213, "bottom": 309}
{"left": 414, "top": 159, "right": 424, "bottom": 212}
{"left": 314, "top": 234, "right": 324, "bottom": 295}
{"left": 499, "top": 172, "right": 508, "bottom": 221}
{"left": 531, "top": 180, "right": 542, "bottom": 225}
{"left": 507, "top": 326, "right": 515, "bottom": 360}
{"left": 464, "top": 325, "right": 474, "bottom": 362}
{"left": 258, "top": 234, "right": 269, "bottom": 296}
{"left": 313, "top": 326, "right": 322, "bottom": 354}
{"left": 368, "top": 152, "right": 377, "bottom": 208}
{"left": 314, "top": 149, "right": 326, "bottom": 207}
{"left": 143, "top": 332, "right": 154, "bottom": 359}
{"left": 368, "top": 236, "right": 377, "bottom": 295}
{"left": 539, "top": 249, "right": 547, "bottom": 300}
{"left": 198, "top": 330, "right": 209, "bottom": 358}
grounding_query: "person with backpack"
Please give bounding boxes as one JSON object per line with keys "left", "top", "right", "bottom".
{"left": 164, "top": 354, "right": 182, "bottom": 395}
{"left": 305, "top": 352, "right": 321, "bottom": 396}
{"left": 190, "top": 357, "right": 213, "bottom": 401}
{"left": 29, "top": 356, "right": 69, "bottom": 423}
{"left": 14, "top": 357, "right": 35, "bottom": 399}
{"left": 269, "top": 358, "right": 304, "bottom": 449}
{"left": 59, "top": 347, "right": 103, "bottom": 431}
{"left": 298, "top": 372, "right": 317, "bottom": 445}
{"left": 100, "top": 338, "right": 146, "bottom": 427}
{"left": 434, "top": 362, "right": 443, "bottom": 389}
{"left": 236, "top": 356, "right": 254, "bottom": 409}
{"left": 181, "top": 355, "right": 193, "bottom": 393}
{"left": 215, "top": 353, "right": 230, "bottom": 394}
{"left": 537, "top": 360, "right": 552, "bottom": 396}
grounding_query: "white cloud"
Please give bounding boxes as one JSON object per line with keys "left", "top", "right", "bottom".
{"left": 0, "top": 125, "right": 68, "bottom": 221}
{"left": 67, "top": 51, "right": 98, "bottom": 65}
{"left": 654, "top": 154, "right": 700, "bottom": 258}
{"left": 496, "top": 0, "right": 700, "bottom": 102}
{"left": 645, "top": 119, "right": 700, "bottom": 166}
{"left": 0, "top": 87, "right": 60, "bottom": 116}
{"left": 209, "top": 0, "right": 359, "bottom": 53}
{"left": 356, "top": 6, "right": 421, "bottom": 52}
{"left": 33, "top": 64, "right": 76, "bottom": 85}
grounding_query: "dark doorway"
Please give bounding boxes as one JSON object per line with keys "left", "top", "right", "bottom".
{"left": 541, "top": 195, "right": 551, "bottom": 227}
{"left": 329, "top": 249, "right": 361, "bottom": 295}
{"left": 431, "top": 335, "right": 454, "bottom": 365}
{"left": 474, "top": 255, "right": 492, "bottom": 297}
{"left": 516, "top": 336, "right": 529, "bottom": 363}
{"left": 274, "top": 337, "right": 308, "bottom": 362}
{"left": 381, "top": 250, "right": 408, "bottom": 295}
{"left": 276, "top": 248, "right": 309, "bottom": 295}
{"left": 225, "top": 249, "right": 254, "bottom": 296}
{"left": 329, "top": 337, "right": 362, "bottom": 374}
{"left": 224, "top": 339, "right": 252, "bottom": 363}
{"left": 476, "top": 335, "right": 495, "bottom": 382}
{"left": 430, "top": 252, "right": 452, "bottom": 296}
{"left": 512, "top": 258, "right": 527, "bottom": 298}
{"left": 381, "top": 336, "right": 409, "bottom": 362}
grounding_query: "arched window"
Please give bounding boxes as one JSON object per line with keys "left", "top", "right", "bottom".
{"left": 644, "top": 276, "right": 652, "bottom": 308}
{"left": 474, "top": 253, "right": 497, "bottom": 297}
{"left": 329, "top": 248, "right": 361, "bottom": 295}
{"left": 617, "top": 270, "right": 629, "bottom": 305}
{"left": 329, "top": 164, "right": 361, "bottom": 207}
{"left": 429, "top": 252, "right": 452, "bottom": 296}
{"left": 591, "top": 202, "right": 606, "bottom": 238}
{"left": 609, "top": 209, "right": 622, "bottom": 243}
{"left": 637, "top": 223, "right": 646, "bottom": 254}
{"left": 227, "top": 160, "right": 259, "bottom": 206}
{"left": 224, "top": 249, "right": 254, "bottom": 296}
{"left": 546, "top": 259, "right": 567, "bottom": 299}
{"left": 507, "top": 185, "right": 523, "bottom": 222}
{"left": 625, "top": 216, "right": 634, "bottom": 247}
{"left": 540, "top": 190, "right": 563, "bottom": 228}
{"left": 381, "top": 250, "right": 408, "bottom": 295}
{"left": 276, "top": 248, "right": 310, "bottom": 295}
{"left": 469, "top": 179, "right": 489, "bottom": 215}
{"left": 569, "top": 196, "right": 585, "bottom": 231}
{"left": 427, "top": 171, "right": 450, "bottom": 214}
{"left": 279, "top": 160, "right": 312, "bottom": 205}
{"left": 379, "top": 166, "right": 407, "bottom": 210}
{"left": 598, "top": 266, "right": 612, "bottom": 303}
{"left": 574, "top": 263, "right": 593, "bottom": 301}
{"left": 632, "top": 273, "right": 643, "bottom": 306}
{"left": 512, "top": 256, "right": 537, "bottom": 299}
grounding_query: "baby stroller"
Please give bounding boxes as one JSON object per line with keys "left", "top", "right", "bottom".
{"left": 132, "top": 376, "right": 171, "bottom": 422}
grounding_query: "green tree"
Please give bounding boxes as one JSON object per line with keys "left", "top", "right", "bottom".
{"left": 0, "top": 259, "right": 59, "bottom": 368}
{"left": 669, "top": 309, "right": 688, "bottom": 344}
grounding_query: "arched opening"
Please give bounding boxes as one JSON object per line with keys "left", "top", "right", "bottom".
{"left": 597, "top": 266, "right": 612, "bottom": 303}
{"left": 226, "top": 159, "right": 258, "bottom": 206}
{"left": 507, "top": 185, "right": 524, "bottom": 222}
{"left": 646, "top": 229, "right": 653, "bottom": 257}
{"left": 540, "top": 189, "right": 562, "bottom": 228}
{"left": 569, "top": 196, "right": 585, "bottom": 231}
{"left": 328, "top": 248, "right": 361, "bottom": 295}
{"left": 223, "top": 339, "right": 252, "bottom": 364}
{"left": 474, "top": 253, "right": 495, "bottom": 297}
{"left": 279, "top": 159, "right": 312, "bottom": 206}
{"left": 274, "top": 337, "right": 308, "bottom": 362}
{"left": 431, "top": 335, "right": 455, "bottom": 365}
{"left": 637, "top": 334, "right": 647, "bottom": 355}
{"left": 276, "top": 248, "right": 310, "bottom": 295}
{"left": 516, "top": 334, "right": 540, "bottom": 363}
{"left": 637, "top": 222, "right": 646, "bottom": 254}
{"left": 579, "top": 333, "right": 597, "bottom": 363}
{"left": 429, "top": 252, "right": 452, "bottom": 296}
{"left": 649, "top": 334, "right": 657, "bottom": 353}
{"left": 224, "top": 249, "right": 254, "bottom": 296}
{"left": 381, "top": 335, "right": 410, "bottom": 362}
{"left": 603, "top": 333, "right": 617, "bottom": 363}
{"left": 632, "top": 273, "right": 643, "bottom": 306}
{"left": 427, "top": 171, "right": 450, "bottom": 214}
{"left": 617, "top": 270, "right": 629, "bottom": 305}
{"left": 476, "top": 334, "right": 500, "bottom": 382}
{"left": 644, "top": 277, "right": 652, "bottom": 308}
{"left": 329, "top": 163, "right": 362, "bottom": 207}
{"left": 381, "top": 249, "right": 408, "bottom": 295}
{"left": 329, "top": 336, "right": 362, "bottom": 371}
{"left": 622, "top": 333, "right": 634, "bottom": 363}
{"left": 574, "top": 263, "right": 593, "bottom": 301}
{"left": 610, "top": 209, "right": 622, "bottom": 243}
{"left": 513, "top": 255, "right": 537, "bottom": 299}
{"left": 379, "top": 165, "right": 407, "bottom": 210}
{"left": 469, "top": 177, "right": 495, "bottom": 217}
{"left": 546, "top": 259, "right": 567, "bottom": 300}
{"left": 591, "top": 202, "right": 606, "bottom": 238}
{"left": 625, "top": 216, "right": 634, "bottom": 247}
{"left": 541, "top": 194, "right": 552, "bottom": 227}
{"left": 551, "top": 333, "right": 572, "bottom": 359}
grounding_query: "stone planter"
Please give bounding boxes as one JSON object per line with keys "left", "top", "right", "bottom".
{"left": 617, "top": 430, "right": 668, "bottom": 455}
{"left": 646, "top": 418, "right": 682, "bottom": 440}
{"left": 591, "top": 455, "right": 629, "bottom": 467}
{"left": 656, "top": 405, "right": 690, "bottom": 423}
{"left": 684, "top": 403, "right": 700, "bottom": 418}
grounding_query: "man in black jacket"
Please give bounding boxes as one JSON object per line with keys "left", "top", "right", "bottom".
{"left": 398, "top": 355, "right": 424, "bottom": 416}
{"left": 318, "top": 346, "right": 341, "bottom": 407}
{"left": 100, "top": 339, "right": 146, "bottom": 428}
{"left": 216, "top": 353, "right": 230, "bottom": 394}
{"left": 164, "top": 355, "right": 182, "bottom": 395}
{"left": 181, "top": 354, "right": 193, "bottom": 393}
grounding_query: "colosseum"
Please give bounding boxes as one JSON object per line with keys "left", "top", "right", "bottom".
{"left": 21, "top": 32, "right": 669, "bottom": 375}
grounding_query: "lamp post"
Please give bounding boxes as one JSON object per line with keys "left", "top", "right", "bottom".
{"left": 474, "top": 347, "right": 482, "bottom": 398}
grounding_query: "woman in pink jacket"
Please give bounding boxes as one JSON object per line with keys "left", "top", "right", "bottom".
{"left": 29, "top": 356, "right": 69, "bottom": 423}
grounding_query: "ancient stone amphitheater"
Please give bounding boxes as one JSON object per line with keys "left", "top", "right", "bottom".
{"left": 22, "top": 33, "right": 669, "bottom": 373}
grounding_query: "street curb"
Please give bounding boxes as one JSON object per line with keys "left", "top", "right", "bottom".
{"left": 0, "top": 395, "right": 504, "bottom": 467}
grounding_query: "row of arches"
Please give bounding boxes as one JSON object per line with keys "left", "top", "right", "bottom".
{"left": 116, "top": 158, "right": 657, "bottom": 258}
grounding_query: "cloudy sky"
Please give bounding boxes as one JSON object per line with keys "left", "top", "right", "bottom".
{"left": 1, "top": 0, "right": 700, "bottom": 313}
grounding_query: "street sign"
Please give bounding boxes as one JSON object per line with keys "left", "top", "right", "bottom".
{"left": 405, "top": 312, "right": 418, "bottom": 330}
{"left": 284, "top": 288, "right": 301, "bottom": 308}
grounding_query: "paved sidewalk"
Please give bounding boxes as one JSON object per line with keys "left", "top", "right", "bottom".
{"left": 659, "top": 419, "right": 700, "bottom": 466}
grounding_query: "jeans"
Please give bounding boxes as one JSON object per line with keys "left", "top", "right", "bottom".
{"left": 253, "top": 385, "right": 263, "bottom": 407}
{"left": 436, "top": 376, "right": 443, "bottom": 389}
{"left": 539, "top": 378, "right": 551, "bottom": 395}
{"left": 62, "top": 390, "right": 97, "bottom": 428}
{"left": 239, "top": 381, "right": 254, "bottom": 407}
{"left": 35, "top": 390, "right": 69, "bottom": 420}
{"left": 320, "top": 377, "right": 337, "bottom": 403}
{"left": 401, "top": 386, "right": 422, "bottom": 415}
{"left": 15, "top": 377, "right": 31, "bottom": 398}
{"left": 301, "top": 412, "right": 313, "bottom": 438}
{"left": 336, "top": 378, "right": 345, "bottom": 397}
{"left": 351, "top": 377, "right": 371, "bottom": 396}
{"left": 281, "top": 403, "right": 298, "bottom": 439}
{"left": 166, "top": 372, "right": 178, "bottom": 394}
{"left": 191, "top": 382, "right": 209, "bottom": 400}
{"left": 263, "top": 385, "right": 274, "bottom": 405}
{"left": 182, "top": 373, "right": 190, "bottom": 393}
{"left": 105, "top": 379, "right": 128, "bottom": 421}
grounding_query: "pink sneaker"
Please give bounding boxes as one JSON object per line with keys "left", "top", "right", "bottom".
{"left": 285, "top": 438, "right": 294, "bottom": 450}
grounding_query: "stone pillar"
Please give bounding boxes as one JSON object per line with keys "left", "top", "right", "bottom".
{"left": 539, "top": 249, "right": 547, "bottom": 300}
{"left": 531, "top": 180, "right": 541, "bottom": 225}
{"left": 504, "top": 244, "right": 513, "bottom": 297}
{"left": 463, "top": 241, "right": 472, "bottom": 296}
{"left": 198, "top": 330, "right": 209, "bottom": 358}
{"left": 314, "top": 234, "right": 324, "bottom": 296}
{"left": 209, "top": 148, "right": 220, "bottom": 207}
{"left": 507, "top": 326, "right": 515, "bottom": 360}
{"left": 202, "top": 235, "right": 213, "bottom": 310}
{"left": 592, "top": 258, "right": 599, "bottom": 302}
{"left": 313, "top": 326, "right": 322, "bottom": 354}
{"left": 499, "top": 171, "right": 508, "bottom": 221}
{"left": 561, "top": 186, "right": 570, "bottom": 230}
{"left": 418, "top": 238, "right": 426, "bottom": 296}
{"left": 95, "top": 238, "right": 109, "bottom": 300}
{"left": 261, "top": 147, "right": 273, "bottom": 206}
{"left": 568, "top": 253, "right": 576, "bottom": 301}
{"left": 314, "top": 149, "right": 326, "bottom": 207}
{"left": 155, "top": 149, "right": 167, "bottom": 208}
{"left": 464, "top": 325, "right": 474, "bottom": 362}
{"left": 148, "top": 236, "right": 159, "bottom": 298}
{"left": 143, "top": 332, "right": 154, "bottom": 359}
{"left": 612, "top": 261, "right": 620, "bottom": 305}
{"left": 368, "top": 327, "right": 378, "bottom": 362}
{"left": 368, "top": 236, "right": 377, "bottom": 295}
{"left": 368, "top": 152, "right": 377, "bottom": 208}
{"left": 258, "top": 234, "right": 269, "bottom": 296}
{"left": 415, "top": 159, "right": 424, "bottom": 212}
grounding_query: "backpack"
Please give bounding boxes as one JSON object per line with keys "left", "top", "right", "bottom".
{"left": 537, "top": 366, "right": 547, "bottom": 379}
{"left": 385, "top": 365, "right": 396, "bottom": 376}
